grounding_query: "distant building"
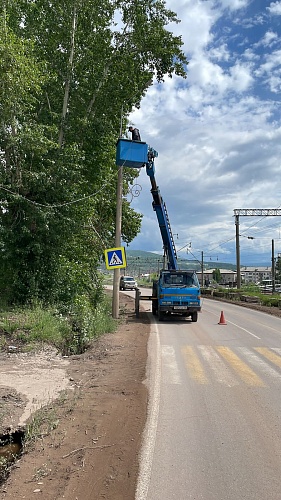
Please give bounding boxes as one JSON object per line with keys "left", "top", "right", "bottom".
{"left": 196, "top": 266, "right": 273, "bottom": 286}
{"left": 197, "top": 269, "right": 237, "bottom": 286}
{"left": 240, "top": 266, "right": 272, "bottom": 284}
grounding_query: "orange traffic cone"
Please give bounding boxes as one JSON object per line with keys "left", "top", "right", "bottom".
{"left": 218, "top": 311, "right": 227, "bottom": 325}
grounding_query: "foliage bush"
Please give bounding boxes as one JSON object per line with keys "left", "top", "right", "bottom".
{"left": 61, "top": 293, "right": 116, "bottom": 355}
{"left": 202, "top": 286, "right": 281, "bottom": 309}
{"left": 0, "top": 294, "right": 117, "bottom": 356}
{"left": 259, "top": 295, "right": 281, "bottom": 307}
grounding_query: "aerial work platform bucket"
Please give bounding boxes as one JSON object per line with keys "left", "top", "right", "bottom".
{"left": 116, "top": 138, "right": 148, "bottom": 168}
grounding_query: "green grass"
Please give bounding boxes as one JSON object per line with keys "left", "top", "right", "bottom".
{"left": 0, "top": 307, "right": 70, "bottom": 347}
{"left": 0, "top": 294, "right": 118, "bottom": 355}
{"left": 205, "top": 285, "right": 281, "bottom": 308}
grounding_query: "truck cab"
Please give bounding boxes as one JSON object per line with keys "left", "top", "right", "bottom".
{"left": 152, "top": 270, "right": 201, "bottom": 322}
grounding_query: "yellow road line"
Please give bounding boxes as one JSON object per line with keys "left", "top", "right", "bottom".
{"left": 216, "top": 346, "right": 265, "bottom": 387}
{"left": 182, "top": 346, "right": 208, "bottom": 385}
{"left": 255, "top": 347, "right": 281, "bottom": 369}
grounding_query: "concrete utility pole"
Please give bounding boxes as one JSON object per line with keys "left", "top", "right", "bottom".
{"left": 112, "top": 165, "right": 123, "bottom": 319}
{"left": 235, "top": 214, "right": 241, "bottom": 289}
{"left": 114, "top": 130, "right": 148, "bottom": 317}
{"left": 234, "top": 209, "right": 281, "bottom": 290}
{"left": 272, "top": 239, "right": 275, "bottom": 293}
{"left": 201, "top": 251, "right": 204, "bottom": 287}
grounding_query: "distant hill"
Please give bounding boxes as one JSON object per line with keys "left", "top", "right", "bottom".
{"left": 101, "top": 248, "right": 270, "bottom": 275}
{"left": 125, "top": 250, "right": 237, "bottom": 273}
{"left": 125, "top": 249, "right": 162, "bottom": 260}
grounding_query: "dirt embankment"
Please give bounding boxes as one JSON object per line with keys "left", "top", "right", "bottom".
{"left": 0, "top": 293, "right": 149, "bottom": 500}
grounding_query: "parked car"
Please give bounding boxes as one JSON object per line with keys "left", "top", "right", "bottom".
{"left": 119, "top": 276, "right": 137, "bottom": 291}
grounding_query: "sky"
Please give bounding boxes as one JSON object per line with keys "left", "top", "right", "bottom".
{"left": 125, "top": 0, "right": 281, "bottom": 266}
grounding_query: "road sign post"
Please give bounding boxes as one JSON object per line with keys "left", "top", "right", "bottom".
{"left": 104, "top": 245, "right": 126, "bottom": 319}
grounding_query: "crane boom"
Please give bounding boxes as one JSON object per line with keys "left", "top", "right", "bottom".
{"left": 145, "top": 150, "right": 178, "bottom": 270}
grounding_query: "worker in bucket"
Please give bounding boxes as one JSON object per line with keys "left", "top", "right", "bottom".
{"left": 128, "top": 126, "right": 141, "bottom": 141}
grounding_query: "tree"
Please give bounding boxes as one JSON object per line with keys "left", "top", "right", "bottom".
{"left": 212, "top": 268, "right": 221, "bottom": 284}
{"left": 0, "top": 0, "right": 187, "bottom": 304}
{"left": 275, "top": 255, "right": 281, "bottom": 284}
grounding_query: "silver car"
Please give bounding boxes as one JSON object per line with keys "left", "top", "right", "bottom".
{"left": 119, "top": 276, "right": 137, "bottom": 291}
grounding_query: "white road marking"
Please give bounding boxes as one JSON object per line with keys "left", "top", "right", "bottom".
{"left": 135, "top": 321, "right": 161, "bottom": 500}
{"left": 198, "top": 345, "right": 238, "bottom": 387}
{"left": 161, "top": 345, "right": 181, "bottom": 384}
{"left": 237, "top": 347, "right": 281, "bottom": 380}
{"left": 272, "top": 348, "right": 281, "bottom": 356}
{"left": 227, "top": 320, "right": 261, "bottom": 339}
{"left": 203, "top": 307, "right": 261, "bottom": 339}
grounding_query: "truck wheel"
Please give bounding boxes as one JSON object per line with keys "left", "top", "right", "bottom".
{"left": 191, "top": 312, "right": 198, "bottom": 323}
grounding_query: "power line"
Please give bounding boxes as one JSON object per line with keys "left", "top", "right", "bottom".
{"left": 0, "top": 178, "right": 116, "bottom": 209}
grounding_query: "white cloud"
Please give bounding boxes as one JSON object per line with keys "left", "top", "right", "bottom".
{"left": 209, "top": 43, "right": 231, "bottom": 62}
{"left": 267, "top": 1, "right": 281, "bottom": 15}
{"left": 167, "top": 0, "right": 218, "bottom": 54}
{"left": 219, "top": 0, "right": 250, "bottom": 11}
{"left": 127, "top": 0, "right": 281, "bottom": 264}
{"left": 260, "top": 30, "right": 278, "bottom": 46}
{"left": 229, "top": 62, "right": 254, "bottom": 91}
{"left": 267, "top": 75, "right": 281, "bottom": 93}
{"left": 242, "top": 48, "right": 260, "bottom": 61}
{"left": 255, "top": 49, "right": 281, "bottom": 77}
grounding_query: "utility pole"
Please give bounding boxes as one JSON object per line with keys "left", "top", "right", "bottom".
{"left": 112, "top": 112, "right": 125, "bottom": 319}
{"left": 234, "top": 209, "right": 281, "bottom": 289}
{"left": 112, "top": 164, "right": 123, "bottom": 319}
{"left": 201, "top": 251, "right": 204, "bottom": 287}
{"left": 272, "top": 239, "right": 275, "bottom": 293}
{"left": 235, "top": 214, "right": 241, "bottom": 289}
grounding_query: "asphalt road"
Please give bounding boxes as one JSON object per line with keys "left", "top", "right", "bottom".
{"left": 134, "top": 293, "right": 281, "bottom": 500}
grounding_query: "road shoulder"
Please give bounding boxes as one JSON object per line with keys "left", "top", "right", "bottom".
{"left": 1, "top": 294, "right": 149, "bottom": 500}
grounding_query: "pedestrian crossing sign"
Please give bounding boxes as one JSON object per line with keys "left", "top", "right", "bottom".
{"left": 104, "top": 246, "right": 127, "bottom": 270}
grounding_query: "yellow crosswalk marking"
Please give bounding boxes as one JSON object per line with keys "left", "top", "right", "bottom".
{"left": 216, "top": 346, "right": 265, "bottom": 387}
{"left": 182, "top": 346, "right": 208, "bottom": 385}
{"left": 255, "top": 347, "right": 281, "bottom": 369}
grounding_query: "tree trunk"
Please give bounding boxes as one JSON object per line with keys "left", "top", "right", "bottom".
{"left": 58, "top": 5, "right": 78, "bottom": 148}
